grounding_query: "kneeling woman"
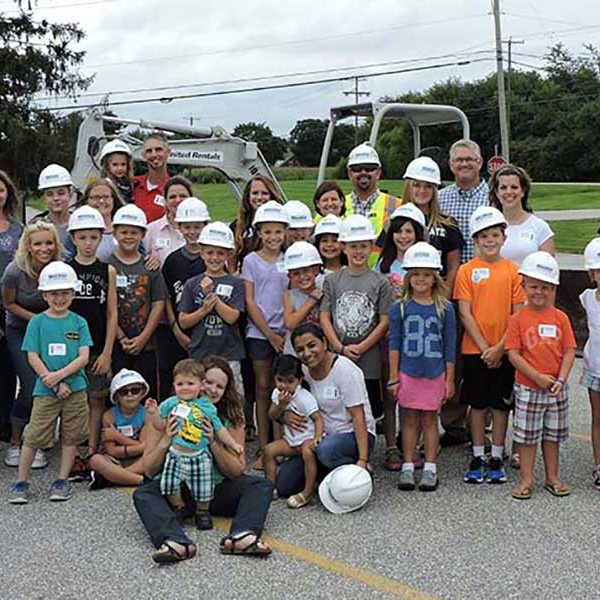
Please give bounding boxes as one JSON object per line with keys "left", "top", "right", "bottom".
{"left": 275, "top": 323, "right": 376, "bottom": 497}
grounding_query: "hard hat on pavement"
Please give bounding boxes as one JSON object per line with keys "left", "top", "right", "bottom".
{"left": 403, "top": 157, "right": 441, "bottom": 186}
{"left": 283, "top": 201, "right": 314, "bottom": 229}
{"left": 174, "top": 197, "right": 211, "bottom": 223}
{"left": 284, "top": 241, "right": 323, "bottom": 271}
{"left": 252, "top": 200, "right": 289, "bottom": 226}
{"left": 389, "top": 203, "right": 426, "bottom": 230}
{"left": 469, "top": 206, "right": 507, "bottom": 238}
{"left": 403, "top": 241, "right": 442, "bottom": 270}
{"left": 347, "top": 143, "right": 381, "bottom": 168}
{"left": 38, "top": 261, "right": 79, "bottom": 292}
{"left": 583, "top": 238, "right": 600, "bottom": 270}
{"left": 68, "top": 206, "right": 105, "bottom": 232}
{"left": 198, "top": 221, "right": 235, "bottom": 249}
{"left": 314, "top": 214, "right": 342, "bottom": 237}
{"left": 99, "top": 139, "right": 132, "bottom": 162}
{"left": 110, "top": 368, "right": 149, "bottom": 404}
{"left": 519, "top": 251, "right": 560, "bottom": 285}
{"left": 38, "top": 164, "right": 73, "bottom": 191}
{"left": 318, "top": 464, "right": 373, "bottom": 514}
{"left": 338, "top": 214, "right": 376, "bottom": 243}
{"left": 113, "top": 205, "right": 148, "bottom": 230}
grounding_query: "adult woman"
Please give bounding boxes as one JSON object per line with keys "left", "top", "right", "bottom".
{"left": 133, "top": 356, "right": 273, "bottom": 562}
{"left": 489, "top": 164, "right": 555, "bottom": 265}
{"left": 313, "top": 181, "right": 346, "bottom": 219}
{"left": 0, "top": 171, "right": 23, "bottom": 442}
{"left": 402, "top": 157, "right": 463, "bottom": 293}
{"left": 275, "top": 323, "right": 376, "bottom": 497}
{"left": 1, "top": 222, "right": 63, "bottom": 468}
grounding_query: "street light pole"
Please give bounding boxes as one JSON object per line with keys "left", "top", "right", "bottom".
{"left": 492, "top": 0, "right": 510, "bottom": 161}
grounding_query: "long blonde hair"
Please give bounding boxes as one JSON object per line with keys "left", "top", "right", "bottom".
{"left": 402, "top": 182, "right": 455, "bottom": 230}
{"left": 15, "top": 222, "right": 63, "bottom": 279}
{"left": 400, "top": 268, "right": 449, "bottom": 319}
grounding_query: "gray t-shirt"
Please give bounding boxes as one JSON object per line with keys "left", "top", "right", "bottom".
{"left": 321, "top": 269, "right": 392, "bottom": 379}
{"left": 1, "top": 261, "right": 47, "bottom": 331}
{"left": 0, "top": 221, "right": 24, "bottom": 311}
{"left": 178, "top": 272, "right": 245, "bottom": 361}
{"left": 283, "top": 288, "right": 321, "bottom": 354}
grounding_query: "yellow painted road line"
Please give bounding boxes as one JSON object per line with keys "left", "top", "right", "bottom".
{"left": 571, "top": 431, "right": 591, "bottom": 442}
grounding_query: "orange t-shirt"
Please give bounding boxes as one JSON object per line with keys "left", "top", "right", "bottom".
{"left": 505, "top": 305, "right": 576, "bottom": 388}
{"left": 453, "top": 257, "right": 526, "bottom": 354}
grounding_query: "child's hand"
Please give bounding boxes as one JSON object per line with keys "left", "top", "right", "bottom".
{"left": 202, "top": 293, "right": 218, "bottom": 313}
{"left": 444, "top": 378, "right": 455, "bottom": 402}
{"left": 481, "top": 344, "right": 503, "bottom": 369}
{"left": 165, "top": 415, "right": 179, "bottom": 438}
{"left": 548, "top": 380, "right": 564, "bottom": 397}
{"left": 311, "top": 288, "right": 323, "bottom": 301}
{"left": 145, "top": 398, "right": 159, "bottom": 415}
{"left": 387, "top": 379, "right": 399, "bottom": 398}
{"left": 278, "top": 389, "right": 293, "bottom": 406}
{"left": 102, "top": 425, "right": 118, "bottom": 442}
{"left": 200, "top": 276, "right": 214, "bottom": 295}
{"left": 144, "top": 254, "right": 161, "bottom": 272}
{"left": 230, "top": 442, "right": 244, "bottom": 455}
{"left": 57, "top": 382, "right": 71, "bottom": 399}
{"left": 43, "top": 371, "right": 62, "bottom": 389}
{"left": 92, "top": 352, "right": 111, "bottom": 376}
{"left": 268, "top": 332, "right": 284, "bottom": 353}
{"left": 536, "top": 374, "right": 555, "bottom": 390}
{"left": 122, "top": 335, "right": 145, "bottom": 356}
{"left": 344, "top": 344, "right": 362, "bottom": 361}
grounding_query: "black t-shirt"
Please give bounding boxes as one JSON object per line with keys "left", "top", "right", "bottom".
{"left": 426, "top": 215, "right": 464, "bottom": 276}
{"left": 161, "top": 247, "right": 206, "bottom": 311}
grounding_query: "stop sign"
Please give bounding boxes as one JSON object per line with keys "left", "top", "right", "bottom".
{"left": 487, "top": 155, "right": 507, "bottom": 173}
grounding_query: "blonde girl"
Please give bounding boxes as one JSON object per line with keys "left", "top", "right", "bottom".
{"left": 100, "top": 139, "right": 134, "bottom": 204}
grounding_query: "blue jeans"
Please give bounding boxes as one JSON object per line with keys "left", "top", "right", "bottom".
{"left": 275, "top": 431, "right": 376, "bottom": 498}
{"left": 5, "top": 326, "right": 36, "bottom": 427}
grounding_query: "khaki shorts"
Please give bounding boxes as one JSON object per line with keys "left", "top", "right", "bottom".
{"left": 85, "top": 356, "right": 111, "bottom": 400}
{"left": 24, "top": 390, "right": 89, "bottom": 449}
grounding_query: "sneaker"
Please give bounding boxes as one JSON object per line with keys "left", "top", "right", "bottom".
{"left": 9, "top": 481, "right": 29, "bottom": 504}
{"left": 384, "top": 447, "right": 403, "bottom": 471}
{"left": 4, "top": 445, "right": 20, "bottom": 467}
{"left": 418, "top": 469, "right": 438, "bottom": 492}
{"left": 49, "top": 479, "right": 71, "bottom": 501}
{"left": 593, "top": 467, "right": 600, "bottom": 491}
{"left": 88, "top": 470, "right": 110, "bottom": 491}
{"left": 68, "top": 456, "right": 89, "bottom": 481}
{"left": 397, "top": 469, "right": 416, "bottom": 491}
{"left": 31, "top": 449, "right": 48, "bottom": 470}
{"left": 486, "top": 457, "right": 507, "bottom": 484}
{"left": 463, "top": 456, "right": 486, "bottom": 484}
{"left": 195, "top": 510, "right": 213, "bottom": 530}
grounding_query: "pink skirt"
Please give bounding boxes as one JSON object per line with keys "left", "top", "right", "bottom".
{"left": 396, "top": 372, "right": 445, "bottom": 412}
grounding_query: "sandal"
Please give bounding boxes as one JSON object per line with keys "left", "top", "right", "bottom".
{"left": 252, "top": 450, "right": 264, "bottom": 472}
{"left": 245, "top": 424, "right": 257, "bottom": 443}
{"left": 152, "top": 541, "right": 196, "bottom": 564}
{"left": 287, "top": 492, "right": 311, "bottom": 509}
{"left": 512, "top": 484, "right": 532, "bottom": 500}
{"left": 219, "top": 532, "right": 272, "bottom": 557}
{"left": 544, "top": 481, "right": 570, "bottom": 497}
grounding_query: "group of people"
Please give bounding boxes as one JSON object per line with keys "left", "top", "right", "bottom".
{"left": 1, "top": 131, "right": 599, "bottom": 564}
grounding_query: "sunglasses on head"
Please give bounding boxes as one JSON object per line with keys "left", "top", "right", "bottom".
{"left": 118, "top": 385, "right": 144, "bottom": 396}
{"left": 350, "top": 165, "right": 378, "bottom": 174}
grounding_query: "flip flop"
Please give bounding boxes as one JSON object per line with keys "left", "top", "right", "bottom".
{"left": 287, "top": 492, "right": 311, "bottom": 509}
{"left": 219, "top": 533, "right": 272, "bottom": 557}
{"left": 544, "top": 481, "right": 570, "bottom": 497}
{"left": 512, "top": 485, "right": 532, "bottom": 500}
{"left": 152, "top": 541, "right": 196, "bottom": 564}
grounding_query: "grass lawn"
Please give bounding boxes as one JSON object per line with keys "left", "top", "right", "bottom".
{"left": 548, "top": 220, "right": 599, "bottom": 253}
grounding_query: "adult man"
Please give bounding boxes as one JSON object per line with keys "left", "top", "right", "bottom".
{"left": 344, "top": 143, "right": 401, "bottom": 266}
{"left": 133, "top": 134, "right": 171, "bottom": 223}
{"left": 439, "top": 139, "right": 489, "bottom": 263}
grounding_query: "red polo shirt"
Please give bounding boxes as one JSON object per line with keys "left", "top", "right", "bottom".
{"left": 133, "top": 174, "right": 169, "bottom": 223}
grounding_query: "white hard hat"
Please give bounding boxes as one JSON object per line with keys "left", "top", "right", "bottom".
{"left": 99, "top": 139, "right": 132, "bottom": 162}
{"left": 110, "top": 368, "right": 149, "bottom": 404}
{"left": 469, "top": 206, "right": 507, "bottom": 238}
{"left": 284, "top": 201, "right": 314, "bottom": 229}
{"left": 314, "top": 214, "right": 342, "bottom": 237}
{"left": 319, "top": 464, "right": 373, "bottom": 514}
{"left": 38, "top": 261, "right": 79, "bottom": 292}
{"left": 519, "top": 251, "right": 560, "bottom": 285}
{"left": 403, "top": 157, "right": 441, "bottom": 186}
{"left": 347, "top": 143, "right": 381, "bottom": 168}
{"left": 403, "top": 241, "right": 442, "bottom": 270}
{"left": 198, "top": 221, "right": 235, "bottom": 249}
{"left": 389, "top": 203, "right": 426, "bottom": 231}
{"left": 68, "top": 206, "right": 105, "bottom": 232}
{"left": 38, "top": 164, "right": 73, "bottom": 191}
{"left": 113, "top": 205, "right": 148, "bottom": 230}
{"left": 252, "top": 200, "right": 288, "bottom": 226}
{"left": 338, "top": 214, "right": 376, "bottom": 243}
{"left": 284, "top": 241, "right": 323, "bottom": 271}
{"left": 174, "top": 197, "right": 210, "bottom": 223}
{"left": 584, "top": 238, "right": 600, "bottom": 270}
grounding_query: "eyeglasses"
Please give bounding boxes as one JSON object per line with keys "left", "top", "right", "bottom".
{"left": 451, "top": 157, "right": 479, "bottom": 165}
{"left": 349, "top": 165, "right": 378, "bottom": 174}
{"left": 118, "top": 385, "right": 144, "bottom": 396}
{"left": 89, "top": 194, "right": 113, "bottom": 202}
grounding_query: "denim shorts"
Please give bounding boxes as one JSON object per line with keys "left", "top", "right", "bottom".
{"left": 246, "top": 338, "right": 277, "bottom": 361}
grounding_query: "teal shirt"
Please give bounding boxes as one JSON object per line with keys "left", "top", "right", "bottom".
{"left": 21, "top": 311, "right": 92, "bottom": 397}
{"left": 159, "top": 395, "right": 223, "bottom": 453}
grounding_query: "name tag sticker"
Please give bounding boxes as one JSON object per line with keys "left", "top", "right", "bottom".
{"left": 519, "top": 230, "right": 535, "bottom": 241}
{"left": 154, "top": 195, "right": 166, "bottom": 207}
{"left": 472, "top": 268, "right": 490, "bottom": 283}
{"left": 118, "top": 425, "right": 134, "bottom": 437}
{"left": 276, "top": 262, "right": 286, "bottom": 273}
{"left": 539, "top": 324, "right": 557, "bottom": 338}
{"left": 155, "top": 237, "right": 170, "bottom": 249}
{"left": 216, "top": 283, "right": 233, "bottom": 298}
{"left": 48, "top": 343, "right": 66, "bottom": 356}
{"left": 116, "top": 275, "right": 128, "bottom": 288}
{"left": 172, "top": 404, "right": 191, "bottom": 419}
{"left": 322, "top": 386, "right": 337, "bottom": 400}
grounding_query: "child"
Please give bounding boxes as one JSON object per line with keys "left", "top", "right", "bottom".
{"left": 321, "top": 214, "right": 393, "bottom": 422}
{"left": 454, "top": 206, "right": 526, "bottom": 485}
{"left": 506, "top": 252, "right": 576, "bottom": 499}
{"left": 107, "top": 204, "right": 167, "bottom": 399}
{"left": 99, "top": 139, "right": 134, "bottom": 204}
{"left": 388, "top": 243, "right": 456, "bottom": 492}
{"left": 283, "top": 241, "right": 323, "bottom": 354}
{"left": 264, "top": 354, "right": 324, "bottom": 508}
{"left": 149, "top": 359, "right": 243, "bottom": 530}
{"left": 314, "top": 214, "right": 346, "bottom": 279}
{"left": 88, "top": 369, "right": 149, "bottom": 490}
{"left": 581, "top": 238, "right": 600, "bottom": 490}
{"left": 241, "top": 200, "right": 289, "bottom": 470}
{"left": 284, "top": 200, "right": 314, "bottom": 246}
{"left": 9, "top": 261, "right": 92, "bottom": 504}
{"left": 67, "top": 206, "right": 118, "bottom": 469}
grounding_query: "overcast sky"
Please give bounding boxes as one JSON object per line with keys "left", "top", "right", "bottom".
{"left": 9, "top": 0, "right": 600, "bottom": 137}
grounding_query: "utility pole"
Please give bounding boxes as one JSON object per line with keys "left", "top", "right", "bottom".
{"left": 503, "top": 37, "right": 524, "bottom": 150}
{"left": 492, "top": 0, "right": 510, "bottom": 161}
{"left": 343, "top": 76, "right": 370, "bottom": 145}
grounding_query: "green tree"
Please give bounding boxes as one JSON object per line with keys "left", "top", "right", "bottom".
{"left": 232, "top": 121, "right": 287, "bottom": 165}
{"left": 289, "top": 119, "right": 357, "bottom": 167}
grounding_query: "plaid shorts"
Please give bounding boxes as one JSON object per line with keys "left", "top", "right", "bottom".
{"left": 160, "top": 449, "right": 214, "bottom": 502}
{"left": 513, "top": 383, "right": 569, "bottom": 445}
{"left": 580, "top": 369, "right": 600, "bottom": 393}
